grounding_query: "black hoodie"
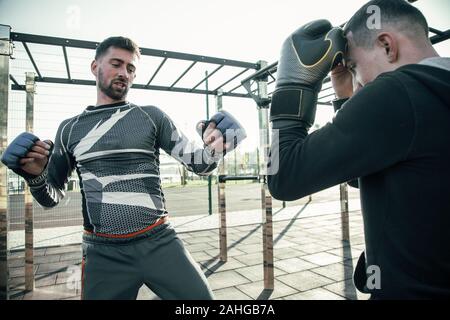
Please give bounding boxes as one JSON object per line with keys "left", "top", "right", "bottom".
{"left": 268, "top": 58, "right": 450, "bottom": 299}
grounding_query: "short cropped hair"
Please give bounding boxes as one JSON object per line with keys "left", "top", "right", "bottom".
{"left": 344, "top": 0, "right": 429, "bottom": 48}
{"left": 95, "top": 36, "right": 141, "bottom": 60}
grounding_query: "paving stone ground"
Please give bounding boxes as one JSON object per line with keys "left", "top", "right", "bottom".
{"left": 8, "top": 205, "right": 370, "bottom": 300}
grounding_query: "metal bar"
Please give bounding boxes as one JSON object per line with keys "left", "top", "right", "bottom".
{"left": 430, "top": 30, "right": 450, "bottom": 45}
{"left": 340, "top": 183, "right": 350, "bottom": 241}
{"left": 268, "top": 72, "right": 276, "bottom": 82}
{"left": 216, "top": 90, "right": 227, "bottom": 262}
{"left": 146, "top": 57, "right": 167, "bottom": 86}
{"left": 257, "top": 61, "right": 269, "bottom": 106}
{"left": 62, "top": 46, "right": 71, "bottom": 80}
{"left": 11, "top": 32, "right": 259, "bottom": 69}
{"left": 15, "top": 76, "right": 252, "bottom": 98}
{"left": 31, "top": 77, "right": 95, "bottom": 86}
{"left": 218, "top": 175, "right": 259, "bottom": 182}
{"left": 24, "top": 72, "right": 35, "bottom": 291}
{"left": 241, "top": 61, "right": 278, "bottom": 84}
{"left": 256, "top": 60, "right": 274, "bottom": 290}
{"left": 227, "top": 82, "right": 243, "bottom": 94}
{"left": 8, "top": 75, "right": 19, "bottom": 87}
{"left": 10, "top": 84, "right": 26, "bottom": 91}
{"left": 134, "top": 83, "right": 250, "bottom": 99}
{"left": 169, "top": 61, "right": 197, "bottom": 88}
{"left": 205, "top": 71, "right": 212, "bottom": 216}
{"left": 253, "top": 78, "right": 276, "bottom": 95}
{"left": 0, "top": 24, "right": 11, "bottom": 301}
{"left": 12, "top": 32, "right": 99, "bottom": 50}
{"left": 22, "top": 42, "right": 42, "bottom": 79}
{"left": 213, "top": 68, "right": 249, "bottom": 92}
{"left": 139, "top": 49, "right": 257, "bottom": 69}
{"left": 191, "top": 65, "right": 223, "bottom": 91}
{"left": 218, "top": 180, "right": 227, "bottom": 262}
{"left": 429, "top": 27, "right": 445, "bottom": 36}
{"left": 262, "top": 183, "right": 274, "bottom": 290}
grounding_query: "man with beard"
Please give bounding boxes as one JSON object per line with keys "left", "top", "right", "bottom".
{"left": 1, "top": 36, "right": 246, "bottom": 299}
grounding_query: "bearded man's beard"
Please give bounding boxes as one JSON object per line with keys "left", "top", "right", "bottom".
{"left": 98, "top": 69, "right": 130, "bottom": 101}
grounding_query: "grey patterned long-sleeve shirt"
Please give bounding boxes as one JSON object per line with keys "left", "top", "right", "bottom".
{"left": 29, "top": 101, "right": 218, "bottom": 236}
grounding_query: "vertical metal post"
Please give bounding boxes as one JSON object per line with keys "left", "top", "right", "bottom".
{"left": 262, "top": 182, "right": 274, "bottom": 289}
{"left": 340, "top": 183, "right": 350, "bottom": 241}
{"left": 256, "top": 147, "right": 260, "bottom": 176}
{"left": 0, "top": 24, "right": 12, "bottom": 300}
{"left": 205, "top": 71, "right": 212, "bottom": 216}
{"left": 257, "top": 60, "right": 274, "bottom": 290}
{"left": 24, "top": 72, "right": 35, "bottom": 291}
{"left": 216, "top": 90, "right": 227, "bottom": 262}
{"left": 234, "top": 149, "right": 237, "bottom": 176}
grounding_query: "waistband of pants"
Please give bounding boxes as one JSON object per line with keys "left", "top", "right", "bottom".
{"left": 82, "top": 216, "right": 170, "bottom": 245}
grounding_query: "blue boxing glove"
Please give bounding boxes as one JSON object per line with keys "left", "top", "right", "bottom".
{"left": 1, "top": 132, "right": 50, "bottom": 180}
{"left": 197, "top": 110, "right": 247, "bottom": 155}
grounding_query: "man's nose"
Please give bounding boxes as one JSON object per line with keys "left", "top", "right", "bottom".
{"left": 117, "top": 65, "right": 130, "bottom": 79}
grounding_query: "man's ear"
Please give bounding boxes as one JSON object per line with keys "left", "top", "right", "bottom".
{"left": 91, "top": 60, "right": 98, "bottom": 77}
{"left": 376, "top": 32, "right": 398, "bottom": 63}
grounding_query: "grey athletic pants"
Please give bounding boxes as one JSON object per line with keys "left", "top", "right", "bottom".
{"left": 81, "top": 223, "right": 214, "bottom": 300}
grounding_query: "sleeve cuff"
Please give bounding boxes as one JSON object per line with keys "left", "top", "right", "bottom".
{"left": 332, "top": 98, "right": 349, "bottom": 112}
{"left": 27, "top": 168, "right": 48, "bottom": 187}
{"left": 203, "top": 146, "right": 222, "bottom": 164}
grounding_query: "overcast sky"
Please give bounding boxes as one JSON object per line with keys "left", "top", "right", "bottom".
{"left": 1, "top": 0, "right": 449, "bottom": 152}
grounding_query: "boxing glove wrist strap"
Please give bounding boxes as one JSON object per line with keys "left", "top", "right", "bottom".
{"left": 270, "top": 85, "right": 318, "bottom": 123}
{"left": 27, "top": 168, "right": 48, "bottom": 187}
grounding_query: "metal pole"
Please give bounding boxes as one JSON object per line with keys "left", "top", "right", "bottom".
{"left": 233, "top": 149, "right": 237, "bottom": 176}
{"left": 257, "top": 60, "right": 274, "bottom": 290}
{"left": 0, "top": 24, "right": 12, "bottom": 300}
{"left": 24, "top": 72, "right": 35, "bottom": 291}
{"left": 256, "top": 147, "right": 260, "bottom": 176}
{"left": 262, "top": 181, "right": 274, "bottom": 289}
{"left": 340, "top": 183, "right": 350, "bottom": 241}
{"left": 216, "top": 90, "right": 227, "bottom": 261}
{"left": 205, "top": 71, "right": 212, "bottom": 216}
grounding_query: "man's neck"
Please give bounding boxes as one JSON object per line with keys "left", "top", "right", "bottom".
{"left": 96, "top": 93, "right": 126, "bottom": 107}
{"left": 95, "top": 99, "right": 126, "bottom": 107}
{"left": 400, "top": 43, "right": 440, "bottom": 67}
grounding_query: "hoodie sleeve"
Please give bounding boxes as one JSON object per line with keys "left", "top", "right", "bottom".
{"left": 28, "top": 118, "right": 76, "bottom": 208}
{"left": 268, "top": 73, "right": 415, "bottom": 200}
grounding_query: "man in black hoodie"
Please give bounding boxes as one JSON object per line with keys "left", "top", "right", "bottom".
{"left": 268, "top": 0, "right": 450, "bottom": 299}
